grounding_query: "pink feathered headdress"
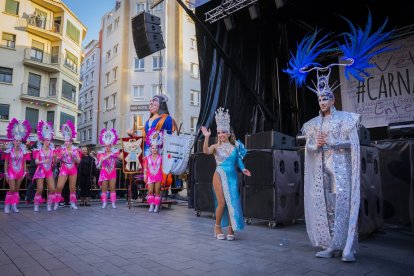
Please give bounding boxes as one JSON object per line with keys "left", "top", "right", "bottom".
{"left": 7, "top": 118, "right": 31, "bottom": 141}
{"left": 37, "top": 120, "right": 54, "bottom": 141}
{"left": 99, "top": 128, "right": 118, "bottom": 146}
{"left": 61, "top": 120, "right": 76, "bottom": 141}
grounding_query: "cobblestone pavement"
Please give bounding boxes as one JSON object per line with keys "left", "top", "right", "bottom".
{"left": 0, "top": 201, "right": 413, "bottom": 276}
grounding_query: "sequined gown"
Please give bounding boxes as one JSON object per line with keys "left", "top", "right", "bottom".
{"left": 302, "top": 107, "right": 360, "bottom": 255}
{"left": 213, "top": 140, "right": 247, "bottom": 231}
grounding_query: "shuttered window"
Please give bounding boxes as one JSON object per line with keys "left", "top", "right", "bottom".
{"left": 66, "top": 20, "right": 80, "bottom": 44}
{"left": 5, "top": 0, "right": 19, "bottom": 15}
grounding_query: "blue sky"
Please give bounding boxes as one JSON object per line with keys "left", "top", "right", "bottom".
{"left": 63, "top": 0, "right": 116, "bottom": 47}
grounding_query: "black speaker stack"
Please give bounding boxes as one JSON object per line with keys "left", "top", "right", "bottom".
{"left": 189, "top": 153, "right": 216, "bottom": 216}
{"left": 131, "top": 12, "right": 165, "bottom": 59}
{"left": 359, "top": 145, "right": 383, "bottom": 236}
{"left": 242, "top": 149, "right": 303, "bottom": 227}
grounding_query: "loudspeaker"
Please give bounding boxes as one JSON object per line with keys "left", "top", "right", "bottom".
{"left": 132, "top": 12, "right": 165, "bottom": 59}
{"left": 242, "top": 149, "right": 303, "bottom": 224}
{"left": 245, "top": 131, "right": 296, "bottom": 150}
{"left": 359, "top": 146, "right": 383, "bottom": 236}
{"left": 374, "top": 141, "right": 412, "bottom": 225}
{"left": 388, "top": 121, "right": 414, "bottom": 139}
{"left": 190, "top": 153, "right": 216, "bottom": 214}
{"left": 358, "top": 126, "right": 371, "bottom": 146}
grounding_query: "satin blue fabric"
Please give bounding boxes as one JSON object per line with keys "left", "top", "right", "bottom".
{"left": 214, "top": 141, "right": 246, "bottom": 231}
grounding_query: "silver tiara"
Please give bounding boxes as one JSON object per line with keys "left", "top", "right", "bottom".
{"left": 215, "top": 107, "right": 230, "bottom": 132}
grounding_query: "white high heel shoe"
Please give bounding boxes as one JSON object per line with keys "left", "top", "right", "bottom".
{"left": 214, "top": 225, "right": 225, "bottom": 240}
{"left": 70, "top": 203, "right": 78, "bottom": 210}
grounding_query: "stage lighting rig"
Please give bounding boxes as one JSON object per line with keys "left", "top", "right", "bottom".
{"left": 205, "top": 0, "right": 258, "bottom": 24}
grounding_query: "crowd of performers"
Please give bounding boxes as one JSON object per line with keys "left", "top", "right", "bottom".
{"left": 1, "top": 95, "right": 173, "bottom": 214}
{"left": 0, "top": 13, "right": 396, "bottom": 263}
{"left": 0, "top": 119, "right": 122, "bottom": 212}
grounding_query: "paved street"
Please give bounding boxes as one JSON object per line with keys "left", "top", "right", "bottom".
{"left": 0, "top": 201, "right": 413, "bottom": 276}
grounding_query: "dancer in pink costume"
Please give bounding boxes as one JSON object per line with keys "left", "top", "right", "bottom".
{"left": 143, "top": 143, "right": 163, "bottom": 213}
{"left": 54, "top": 120, "right": 81, "bottom": 210}
{"left": 32, "top": 121, "right": 56, "bottom": 212}
{"left": 96, "top": 128, "right": 120, "bottom": 209}
{"left": 3, "top": 118, "right": 31, "bottom": 214}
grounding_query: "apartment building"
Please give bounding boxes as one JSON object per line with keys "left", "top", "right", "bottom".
{"left": 0, "top": 0, "right": 86, "bottom": 142}
{"left": 78, "top": 39, "right": 100, "bottom": 147}
{"left": 99, "top": 0, "right": 200, "bottom": 142}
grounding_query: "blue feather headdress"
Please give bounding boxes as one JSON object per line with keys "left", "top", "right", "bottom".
{"left": 284, "top": 12, "right": 395, "bottom": 98}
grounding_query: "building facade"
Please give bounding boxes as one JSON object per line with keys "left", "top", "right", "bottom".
{"left": 0, "top": 0, "right": 86, "bottom": 143}
{"left": 99, "top": 0, "right": 200, "bottom": 144}
{"left": 78, "top": 39, "right": 100, "bottom": 147}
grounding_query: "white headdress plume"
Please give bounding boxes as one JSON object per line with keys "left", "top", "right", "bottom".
{"left": 215, "top": 107, "right": 231, "bottom": 132}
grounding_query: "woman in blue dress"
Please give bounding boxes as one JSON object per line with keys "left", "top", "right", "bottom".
{"left": 201, "top": 107, "right": 251, "bottom": 240}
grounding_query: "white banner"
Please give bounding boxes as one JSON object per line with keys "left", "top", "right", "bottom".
{"left": 340, "top": 36, "right": 414, "bottom": 128}
{"left": 162, "top": 133, "right": 195, "bottom": 175}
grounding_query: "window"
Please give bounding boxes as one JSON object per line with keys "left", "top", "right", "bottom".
{"left": 107, "top": 24, "right": 112, "bottom": 36}
{"left": 85, "top": 93, "right": 89, "bottom": 103}
{"left": 47, "top": 111, "right": 55, "bottom": 126}
{"left": 82, "top": 130, "right": 86, "bottom": 141}
{"left": 113, "top": 44, "right": 119, "bottom": 55}
{"left": 152, "top": 85, "right": 161, "bottom": 96}
{"left": 49, "top": 78, "right": 57, "bottom": 96}
{"left": 132, "top": 85, "right": 144, "bottom": 99}
{"left": 190, "top": 117, "right": 198, "bottom": 132}
{"left": 88, "top": 129, "right": 92, "bottom": 140}
{"left": 90, "top": 71, "right": 94, "bottom": 81}
{"left": 64, "top": 50, "right": 78, "bottom": 72}
{"left": 5, "top": 0, "right": 19, "bottom": 15}
{"left": 85, "top": 75, "right": 89, "bottom": 86}
{"left": 114, "top": 17, "right": 120, "bottom": 29}
{"left": 89, "top": 109, "right": 92, "bottom": 120}
{"left": 25, "top": 108, "right": 39, "bottom": 133}
{"left": 190, "top": 37, "right": 197, "bottom": 50}
{"left": 106, "top": 50, "right": 111, "bottom": 61}
{"left": 89, "top": 90, "right": 93, "bottom": 100}
{"left": 104, "top": 97, "right": 109, "bottom": 110}
{"left": 91, "top": 54, "right": 95, "bottom": 62}
{"left": 191, "top": 63, "right": 199, "bottom": 78}
{"left": 104, "top": 121, "right": 108, "bottom": 129}
{"left": 86, "top": 59, "right": 90, "bottom": 68}
{"left": 1, "top": 33, "right": 15, "bottom": 48}
{"left": 152, "top": 56, "right": 163, "bottom": 70}
{"left": 0, "top": 104, "right": 10, "bottom": 120}
{"left": 153, "top": 1, "right": 164, "bottom": 11}
{"left": 111, "top": 119, "right": 116, "bottom": 129}
{"left": 51, "top": 46, "right": 59, "bottom": 63}
{"left": 132, "top": 114, "right": 144, "bottom": 129}
{"left": 134, "top": 58, "right": 145, "bottom": 71}
{"left": 112, "top": 93, "right": 117, "bottom": 107}
{"left": 136, "top": 2, "right": 145, "bottom": 13}
{"left": 62, "top": 80, "right": 76, "bottom": 102}
{"left": 190, "top": 90, "right": 200, "bottom": 106}
{"left": 28, "top": 73, "right": 41, "bottom": 97}
{"left": 113, "top": 67, "right": 118, "bottom": 80}
{"left": 105, "top": 72, "right": 110, "bottom": 85}
{"left": 66, "top": 20, "right": 80, "bottom": 44}
{"left": 0, "top": 67, "right": 12, "bottom": 83}
{"left": 60, "top": 112, "right": 75, "bottom": 129}
{"left": 31, "top": 40, "right": 44, "bottom": 62}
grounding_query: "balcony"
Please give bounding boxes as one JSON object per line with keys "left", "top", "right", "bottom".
{"left": 30, "top": 0, "right": 64, "bottom": 12}
{"left": 24, "top": 15, "right": 62, "bottom": 42}
{"left": 23, "top": 48, "right": 61, "bottom": 73}
{"left": 20, "top": 82, "right": 59, "bottom": 106}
